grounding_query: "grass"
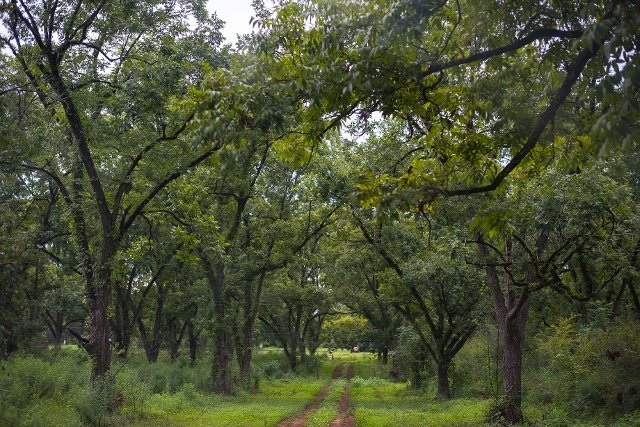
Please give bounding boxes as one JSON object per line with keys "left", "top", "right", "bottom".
{"left": 305, "top": 379, "right": 347, "bottom": 427}
{"left": 350, "top": 378, "right": 491, "bottom": 427}
{"left": 134, "top": 377, "right": 327, "bottom": 427}
{"left": 3, "top": 346, "right": 637, "bottom": 426}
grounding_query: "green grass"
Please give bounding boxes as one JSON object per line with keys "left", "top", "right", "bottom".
{"left": 128, "top": 377, "right": 329, "bottom": 427}
{"left": 350, "top": 378, "right": 491, "bottom": 427}
{"left": 4, "top": 346, "right": 636, "bottom": 426}
{"left": 306, "top": 379, "right": 347, "bottom": 427}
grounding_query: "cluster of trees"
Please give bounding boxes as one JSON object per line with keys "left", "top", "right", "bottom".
{"left": 1, "top": 0, "right": 638, "bottom": 423}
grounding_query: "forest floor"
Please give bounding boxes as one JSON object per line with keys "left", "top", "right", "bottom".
{"left": 130, "top": 350, "right": 491, "bottom": 427}
{"left": 5, "top": 347, "right": 633, "bottom": 426}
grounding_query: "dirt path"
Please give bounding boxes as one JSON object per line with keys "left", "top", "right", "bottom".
{"left": 329, "top": 363, "right": 356, "bottom": 427}
{"left": 332, "top": 363, "right": 344, "bottom": 379}
{"left": 277, "top": 364, "right": 344, "bottom": 427}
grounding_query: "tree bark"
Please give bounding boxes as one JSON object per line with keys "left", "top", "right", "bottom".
{"left": 475, "top": 231, "right": 538, "bottom": 424}
{"left": 237, "top": 316, "right": 255, "bottom": 383}
{"left": 502, "top": 316, "right": 526, "bottom": 423}
{"left": 437, "top": 361, "right": 451, "bottom": 398}
{"left": 207, "top": 263, "right": 231, "bottom": 394}
{"left": 91, "top": 279, "right": 112, "bottom": 378}
{"left": 187, "top": 320, "right": 198, "bottom": 366}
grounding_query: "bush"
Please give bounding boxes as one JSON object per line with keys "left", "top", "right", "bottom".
{"left": 450, "top": 328, "right": 499, "bottom": 398}
{"left": 117, "top": 373, "right": 151, "bottom": 420}
{"left": 532, "top": 317, "right": 640, "bottom": 418}
{"left": 351, "top": 376, "right": 392, "bottom": 388}
{"left": 72, "top": 375, "right": 117, "bottom": 426}
{"left": 258, "top": 359, "right": 285, "bottom": 379}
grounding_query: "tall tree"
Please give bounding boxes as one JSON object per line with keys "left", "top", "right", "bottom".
{"left": 473, "top": 160, "right": 635, "bottom": 422}
{"left": 0, "top": 0, "right": 226, "bottom": 379}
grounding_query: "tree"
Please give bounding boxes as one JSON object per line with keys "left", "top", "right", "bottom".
{"left": 257, "top": 0, "right": 638, "bottom": 204}
{"left": 353, "top": 211, "right": 483, "bottom": 398}
{"left": 473, "top": 159, "right": 636, "bottom": 422}
{"left": 0, "top": 0, "right": 225, "bottom": 379}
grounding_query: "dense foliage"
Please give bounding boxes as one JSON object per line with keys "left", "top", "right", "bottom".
{"left": 1, "top": 0, "right": 639, "bottom": 425}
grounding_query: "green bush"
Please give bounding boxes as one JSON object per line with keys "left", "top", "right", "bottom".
{"left": 72, "top": 375, "right": 117, "bottom": 426}
{"left": 450, "top": 329, "right": 498, "bottom": 398}
{"left": 117, "top": 372, "right": 151, "bottom": 420}
{"left": 258, "top": 359, "right": 285, "bottom": 379}
{"left": 532, "top": 317, "right": 640, "bottom": 418}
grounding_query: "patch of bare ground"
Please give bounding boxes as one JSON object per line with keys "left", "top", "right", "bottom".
{"left": 346, "top": 364, "right": 354, "bottom": 380}
{"left": 332, "top": 363, "right": 345, "bottom": 379}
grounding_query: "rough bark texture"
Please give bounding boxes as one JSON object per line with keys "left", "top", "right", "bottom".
{"left": 437, "top": 361, "right": 452, "bottom": 398}
{"left": 502, "top": 315, "right": 527, "bottom": 422}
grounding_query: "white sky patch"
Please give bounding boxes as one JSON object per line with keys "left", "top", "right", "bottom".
{"left": 207, "top": 0, "right": 258, "bottom": 45}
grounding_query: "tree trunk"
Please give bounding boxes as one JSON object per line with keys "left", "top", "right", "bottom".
{"left": 288, "top": 339, "right": 298, "bottom": 372}
{"left": 382, "top": 347, "right": 389, "bottom": 365}
{"left": 46, "top": 310, "right": 65, "bottom": 348}
{"left": 168, "top": 317, "right": 189, "bottom": 362}
{"left": 501, "top": 317, "right": 526, "bottom": 423}
{"left": 213, "top": 330, "right": 231, "bottom": 394}
{"left": 188, "top": 320, "right": 198, "bottom": 366}
{"left": 211, "top": 270, "right": 231, "bottom": 394}
{"left": 437, "top": 361, "right": 451, "bottom": 398}
{"left": 91, "top": 282, "right": 111, "bottom": 379}
{"left": 145, "top": 343, "right": 161, "bottom": 363}
{"left": 237, "top": 318, "right": 254, "bottom": 383}
{"left": 137, "top": 317, "right": 160, "bottom": 363}
{"left": 113, "top": 285, "right": 131, "bottom": 358}
{"left": 169, "top": 341, "right": 179, "bottom": 362}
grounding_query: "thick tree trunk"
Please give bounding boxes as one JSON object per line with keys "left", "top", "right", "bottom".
{"left": 169, "top": 341, "right": 179, "bottom": 362}
{"left": 91, "top": 282, "right": 111, "bottom": 379}
{"left": 211, "top": 269, "right": 231, "bottom": 394}
{"left": 437, "top": 361, "right": 451, "bottom": 398}
{"left": 501, "top": 317, "right": 526, "bottom": 423}
{"left": 213, "top": 330, "right": 231, "bottom": 394}
{"left": 144, "top": 344, "right": 161, "bottom": 363}
{"left": 237, "top": 318, "right": 254, "bottom": 383}
{"left": 288, "top": 339, "right": 298, "bottom": 372}
{"left": 137, "top": 317, "right": 160, "bottom": 363}
{"left": 382, "top": 347, "right": 389, "bottom": 365}
{"left": 113, "top": 285, "right": 131, "bottom": 358}
{"left": 167, "top": 318, "right": 189, "bottom": 362}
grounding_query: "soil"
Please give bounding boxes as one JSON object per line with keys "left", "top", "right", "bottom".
{"left": 332, "top": 363, "right": 344, "bottom": 379}
{"left": 277, "top": 364, "right": 345, "bottom": 427}
{"left": 329, "top": 364, "right": 355, "bottom": 427}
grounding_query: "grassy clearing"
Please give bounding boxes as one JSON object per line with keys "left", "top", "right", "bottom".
{"left": 350, "top": 378, "right": 491, "bottom": 427}
{"left": 133, "top": 377, "right": 327, "bottom": 427}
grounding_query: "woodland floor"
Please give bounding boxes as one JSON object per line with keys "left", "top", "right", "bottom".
{"left": 128, "top": 349, "right": 492, "bottom": 427}
{"left": 4, "top": 347, "right": 633, "bottom": 426}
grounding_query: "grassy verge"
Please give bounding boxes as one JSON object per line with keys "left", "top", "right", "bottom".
{"left": 350, "top": 378, "right": 491, "bottom": 427}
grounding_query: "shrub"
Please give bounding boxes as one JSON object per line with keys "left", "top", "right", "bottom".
{"left": 259, "top": 360, "right": 285, "bottom": 379}
{"left": 72, "top": 375, "right": 117, "bottom": 426}
{"left": 117, "top": 373, "right": 151, "bottom": 420}
{"left": 533, "top": 317, "right": 640, "bottom": 418}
